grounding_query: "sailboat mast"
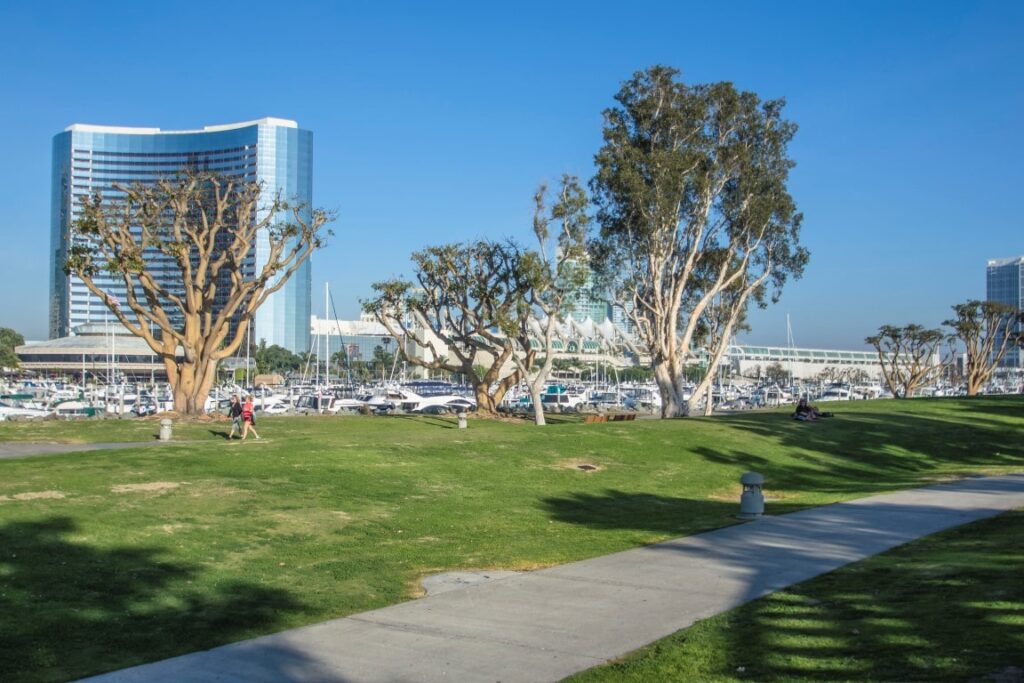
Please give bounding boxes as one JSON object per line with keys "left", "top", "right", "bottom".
{"left": 324, "top": 282, "right": 330, "bottom": 388}
{"left": 786, "top": 314, "right": 795, "bottom": 388}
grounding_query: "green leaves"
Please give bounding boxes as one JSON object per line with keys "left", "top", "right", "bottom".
{"left": 0, "top": 327, "right": 24, "bottom": 369}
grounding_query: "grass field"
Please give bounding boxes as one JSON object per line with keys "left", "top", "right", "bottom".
{"left": 568, "top": 508, "right": 1024, "bottom": 682}
{"left": 1, "top": 396, "right": 1022, "bottom": 681}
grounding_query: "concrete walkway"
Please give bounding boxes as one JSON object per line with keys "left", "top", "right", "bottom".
{"left": 82, "top": 473, "right": 1024, "bottom": 683}
{"left": 0, "top": 441, "right": 169, "bottom": 460}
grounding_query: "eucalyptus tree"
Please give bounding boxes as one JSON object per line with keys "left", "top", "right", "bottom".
{"left": 944, "top": 300, "right": 1024, "bottom": 396}
{"left": 865, "top": 324, "right": 948, "bottom": 398}
{"left": 591, "top": 66, "right": 807, "bottom": 417}
{"left": 65, "top": 171, "right": 333, "bottom": 414}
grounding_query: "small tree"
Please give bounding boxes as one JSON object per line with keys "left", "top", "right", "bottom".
{"left": 944, "top": 300, "right": 1024, "bottom": 396}
{"left": 765, "top": 361, "right": 789, "bottom": 385}
{"left": 66, "top": 171, "right": 332, "bottom": 414}
{"left": 510, "top": 176, "right": 589, "bottom": 426}
{"left": 330, "top": 347, "right": 350, "bottom": 375}
{"left": 865, "top": 325, "right": 947, "bottom": 398}
{"left": 0, "top": 327, "right": 25, "bottom": 370}
{"left": 254, "top": 341, "right": 302, "bottom": 375}
{"left": 371, "top": 345, "right": 396, "bottom": 381}
{"left": 364, "top": 241, "right": 537, "bottom": 415}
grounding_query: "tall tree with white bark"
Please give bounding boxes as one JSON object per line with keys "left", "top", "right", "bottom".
{"left": 509, "top": 175, "right": 590, "bottom": 426}
{"left": 591, "top": 66, "right": 808, "bottom": 418}
{"left": 65, "top": 171, "right": 333, "bottom": 415}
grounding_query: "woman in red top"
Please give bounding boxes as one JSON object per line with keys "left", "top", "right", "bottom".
{"left": 241, "top": 395, "right": 261, "bottom": 440}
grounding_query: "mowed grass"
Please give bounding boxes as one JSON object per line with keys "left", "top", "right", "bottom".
{"left": 0, "top": 396, "right": 1022, "bottom": 682}
{"left": 568, "top": 508, "right": 1024, "bottom": 682}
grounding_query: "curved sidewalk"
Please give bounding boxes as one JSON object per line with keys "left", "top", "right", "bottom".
{"left": 82, "top": 473, "right": 1024, "bottom": 683}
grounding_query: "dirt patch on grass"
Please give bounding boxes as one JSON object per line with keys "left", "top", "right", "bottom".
{"left": 186, "top": 482, "right": 246, "bottom": 498}
{"left": 0, "top": 490, "right": 67, "bottom": 501}
{"left": 262, "top": 508, "right": 358, "bottom": 536}
{"left": 556, "top": 459, "right": 605, "bottom": 473}
{"left": 111, "top": 481, "right": 182, "bottom": 494}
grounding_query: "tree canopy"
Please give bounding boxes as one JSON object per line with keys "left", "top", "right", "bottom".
{"left": 364, "top": 240, "right": 543, "bottom": 415}
{"left": 66, "top": 171, "right": 333, "bottom": 414}
{"left": 0, "top": 327, "right": 25, "bottom": 370}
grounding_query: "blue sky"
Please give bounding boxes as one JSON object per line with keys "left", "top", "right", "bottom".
{"left": 1, "top": 0, "right": 1021, "bottom": 348}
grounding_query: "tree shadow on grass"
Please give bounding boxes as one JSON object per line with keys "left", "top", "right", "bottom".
{"left": 945, "top": 393, "right": 1024, "bottom": 419}
{"left": 542, "top": 489, "right": 807, "bottom": 537}
{"left": 703, "top": 407, "right": 1024, "bottom": 495}
{"left": 388, "top": 414, "right": 457, "bottom": 429}
{"left": 0, "top": 517, "right": 311, "bottom": 682}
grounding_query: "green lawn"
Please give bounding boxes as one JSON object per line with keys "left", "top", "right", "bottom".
{"left": 568, "top": 508, "right": 1024, "bottom": 682}
{"left": 0, "top": 397, "right": 1022, "bottom": 682}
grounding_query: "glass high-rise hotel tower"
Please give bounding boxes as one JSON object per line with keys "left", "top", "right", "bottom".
{"left": 50, "top": 118, "right": 313, "bottom": 353}
{"left": 986, "top": 255, "right": 1024, "bottom": 369}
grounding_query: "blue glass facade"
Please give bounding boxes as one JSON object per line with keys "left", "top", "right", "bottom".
{"left": 50, "top": 118, "right": 312, "bottom": 353}
{"left": 986, "top": 256, "right": 1024, "bottom": 368}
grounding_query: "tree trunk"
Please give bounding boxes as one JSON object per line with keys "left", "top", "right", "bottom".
{"left": 170, "top": 358, "right": 219, "bottom": 415}
{"left": 529, "top": 383, "right": 546, "bottom": 426}
{"left": 702, "top": 382, "right": 714, "bottom": 416}
{"left": 653, "top": 360, "right": 685, "bottom": 418}
{"left": 473, "top": 382, "right": 500, "bottom": 416}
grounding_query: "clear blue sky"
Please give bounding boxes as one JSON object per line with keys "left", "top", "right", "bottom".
{"left": 1, "top": 0, "right": 1021, "bottom": 348}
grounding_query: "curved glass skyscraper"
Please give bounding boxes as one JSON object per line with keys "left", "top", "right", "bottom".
{"left": 50, "top": 117, "right": 313, "bottom": 353}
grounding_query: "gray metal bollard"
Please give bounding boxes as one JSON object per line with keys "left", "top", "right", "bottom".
{"left": 457, "top": 412, "right": 467, "bottom": 429}
{"left": 159, "top": 418, "right": 173, "bottom": 442}
{"left": 738, "top": 471, "right": 765, "bottom": 519}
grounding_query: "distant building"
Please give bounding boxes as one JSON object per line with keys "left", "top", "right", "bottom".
{"left": 727, "top": 344, "right": 885, "bottom": 381}
{"left": 560, "top": 258, "right": 638, "bottom": 335}
{"left": 50, "top": 118, "right": 313, "bottom": 353}
{"left": 16, "top": 323, "right": 171, "bottom": 378}
{"left": 986, "top": 256, "right": 1024, "bottom": 369}
{"left": 309, "top": 315, "right": 397, "bottom": 368}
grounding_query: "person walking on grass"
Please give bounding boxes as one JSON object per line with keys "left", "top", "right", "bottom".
{"left": 241, "top": 394, "right": 261, "bottom": 441}
{"left": 227, "top": 394, "right": 243, "bottom": 439}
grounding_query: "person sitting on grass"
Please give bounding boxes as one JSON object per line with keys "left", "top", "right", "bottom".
{"left": 793, "top": 398, "right": 822, "bottom": 421}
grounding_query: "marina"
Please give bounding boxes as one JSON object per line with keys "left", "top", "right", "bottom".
{"left": 3, "top": 372, "right": 1021, "bottom": 422}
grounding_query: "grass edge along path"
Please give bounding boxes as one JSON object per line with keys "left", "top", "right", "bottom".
{"left": 567, "top": 508, "right": 1024, "bottom": 683}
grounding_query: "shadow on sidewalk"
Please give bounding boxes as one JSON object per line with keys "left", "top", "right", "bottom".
{"left": 0, "top": 517, "right": 312, "bottom": 682}
{"left": 549, "top": 484, "right": 1024, "bottom": 682}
